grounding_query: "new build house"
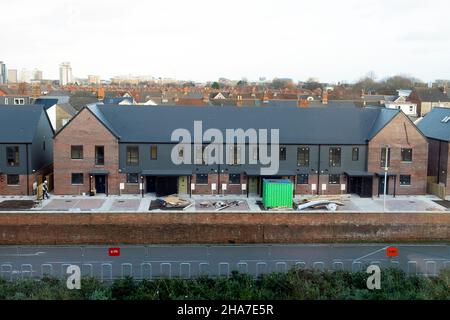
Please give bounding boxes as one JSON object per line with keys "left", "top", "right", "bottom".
{"left": 0, "top": 106, "right": 54, "bottom": 195}
{"left": 53, "top": 105, "right": 428, "bottom": 197}
{"left": 417, "top": 107, "right": 450, "bottom": 198}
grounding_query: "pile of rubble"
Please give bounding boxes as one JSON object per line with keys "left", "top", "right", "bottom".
{"left": 295, "top": 195, "right": 349, "bottom": 211}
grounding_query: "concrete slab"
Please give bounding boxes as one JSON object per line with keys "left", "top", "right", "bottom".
{"left": 42, "top": 199, "right": 105, "bottom": 211}
{"left": 110, "top": 199, "right": 141, "bottom": 211}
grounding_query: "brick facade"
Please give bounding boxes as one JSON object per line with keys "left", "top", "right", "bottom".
{"left": 0, "top": 164, "right": 53, "bottom": 196}
{"left": 53, "top": 108, "right": 120, "bottom": 195}
{"left": 368, "top": 112, "right": 428, "bottom": 195}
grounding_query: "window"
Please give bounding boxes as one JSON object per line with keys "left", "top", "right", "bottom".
{"left": 150, "top": 145, "right": 157, "bottom": 160}
{"left": 71, "top": 173, "right": 83, "bottom": 185}
{"left": 178, "top": 146, "right": 184, "bottom": 160}
{"left": 329, "top": 147, "right": 341, "bottom": 167}
{"left": 229, "top": 174, "right": 241, "bottom": 184}
{"left": 4, "top": 98, "right": 8, "bottom": 105}
{"left": 380, "top": 147, "right": 391, "bottom": 167}
{"left": 95, "top": 146, "right": 105, "bottom": 165}
{"left": 297, "top": 147, "right": 309, "bottom": 166}
{"left": 400, "top": 175, "right": 411, "bottom": 186}
{"left": 7, "top": 174, "right": 19, "bottom": 185}
{"left": 14, "top": 98, "right": 25, "bottom": 105}
{"left": 42, "top": 141, "right": 46, "bottom": 151}
{"left": 279, "top": 147, "right": 286, "bottom": 161}
{"left": 126, "top": 173, "right": 139, "bottom": 184}
{"left": 329, "top": 174, "right": 340, "bottom": 184}
{"left": 196, "top": 174, "right": 208, "bottom": 184}
{"left": 352, "top": 147, "right": 359, "bottom": 161}
{"left": 6, "top": 146, "right": 19, "bottom": 166}
{"left": 228, "top": 145, "right": 241, "bottom": 165}
{"left": 252, "top": 146, "right": 259, "bottom": 162}
{"left": 401, "top": 148, "right": 412, "bottom": 162}
{"left": 195, "top": 145, "right": 207, "bottom": 165}
{"left": 126, "top": 146, "right": 139, "bottom": 165}
{"left": 297, "top": 174, "right": 308, "bottom": 184}
{"left": 71, "top": 145, "right": 83, "bottom": 159}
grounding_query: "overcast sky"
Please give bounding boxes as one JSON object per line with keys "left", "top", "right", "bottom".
{"left": 2, "top": 0, "right": 450, "bottom": 83}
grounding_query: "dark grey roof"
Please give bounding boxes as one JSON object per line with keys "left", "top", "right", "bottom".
{"left": 69, "top": 96, "right": 99, "bottom": 111}
{"left": 416, "top": 107, "right": 450, "bottom": 142}
{"left": 0, "top": 105, "right": 47, "bottom": 143}
{"left": 412, "top": 88, "right": 450, "bottom": 102}
{"left": 367, "top": 108, "right": 401, "bottom": 139}
{"left": 86, "top": 105, "right": 399, "bottom": 145}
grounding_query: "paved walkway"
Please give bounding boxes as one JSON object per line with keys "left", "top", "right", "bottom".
{"left": 0, "top": 193, "right": 447, "bottom": 212}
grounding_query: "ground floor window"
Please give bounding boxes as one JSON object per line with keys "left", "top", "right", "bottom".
{"left": 126, "top": 173, "right": 139, "bottom": 184}
{"left": 297, "top": 174, "right": 308, "bottom": 184}
{"left": 71, "top": 173, "right": 84, "bottom": 185}
{"left": 229, "top": 174, "right": 241, "bottom": 184}
{"left": 329, "top": 174, "right": 340, "bottom": 184}
{"left": 196, "top": 174, "right": 208, "bottom": 184}
{"left": 399, "top": 175, "right": 411, "bottom": 186}
{"left": 7, "top": 174, "right": 19, "bottom": 185}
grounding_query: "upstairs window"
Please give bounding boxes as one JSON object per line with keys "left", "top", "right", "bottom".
{"left": 95, "top": 146, "right": 105, "bottom": 165}
{"left": 329, "top": 147, "right": 341, "bottom": 167}
{"left": 71, "top": 145, "right": 83, "bottom": 159}
{"left": 150, "top": 145, "right": 157, "bottom": 160}
{"left": 352, "top": 147, "right": 359, "bottom": 161}
{"left": 14, "top": 98, "right": 25, "bottom": 105}
{"left": 380, "top": 147, "right": 391, "bottom": 168}
{"left": 279, "top": 147, "right": 286, "bottom": 161}
{"left": 401, "top": 148, "right": 412, "bottom": 162}
{"left": 6, "top": 146, "right": 19, "bottom": 166}
{"left": 297, "top": 147, "right": 309, "bottom": 166}
{"left": 126, "top": 146, "right": 139, "bottom": 166}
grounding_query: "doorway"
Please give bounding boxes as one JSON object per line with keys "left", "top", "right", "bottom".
{"left": 95, "top": 175, "right": 106, "bottom": 194}
{"left": 348, "top": 176, "right": 373, "bottom": 198}
{"left": 378, "top": 176, "right": 389, "bottom": 196}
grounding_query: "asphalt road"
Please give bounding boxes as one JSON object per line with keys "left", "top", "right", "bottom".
{"left": 0, "top": 244, "right": 449, "bottom": 281}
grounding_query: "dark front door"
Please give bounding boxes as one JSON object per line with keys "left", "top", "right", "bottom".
{"left": 155, "top": 177, "right": 178, "bottom": 196}
{"left": 146, "top": 176, "right": 156, "bottom": 193}
{"left": 378, "top": 176, "right": 389, "bottom": 196}
{"left": 95, "top": 175, "right": 106, "bottom": 194}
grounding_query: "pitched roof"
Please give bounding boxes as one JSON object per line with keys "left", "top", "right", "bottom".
{"left": 69, "top": 96, "right": 99, "bottom": 111}
{"left": 85, "top": 104, "right": 399, "bottom": 144}
{"left": 0, "top": 105, "right": 48, "bottom": 143}
{"left": 416, "top": 107, "right": 450, "bottom": 142}
{"left": 411, "top": 88, "right": 450, "bottom": 102}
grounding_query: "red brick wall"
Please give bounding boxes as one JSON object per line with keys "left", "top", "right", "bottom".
{"left": 1, "top": 212, "right": 450, "bottom": 244}
{"left": 0, "top": 164, "right": 53, "bottom": 196}
{"left": 368, "top": 112, "right": 428, "bottom": 195}
{"left": 294, "top": 174, "right": 346, "bottom": 196}
{"left": 53, "top": 108, "right": 120, "bottom": 195}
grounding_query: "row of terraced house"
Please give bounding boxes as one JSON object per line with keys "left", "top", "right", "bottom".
{"left": 0, "top": 103, "right": 449, "bottom": 198}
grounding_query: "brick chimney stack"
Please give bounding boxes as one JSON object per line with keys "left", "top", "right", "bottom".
{"left": 322, "top": 89, "right": 328, "bottom": 104}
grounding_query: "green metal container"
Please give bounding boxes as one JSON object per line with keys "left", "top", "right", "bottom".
{"left": 262, "top": 179, "right": 293, "bottom": 209}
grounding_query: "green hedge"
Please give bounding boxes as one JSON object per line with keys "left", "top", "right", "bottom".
{"left": 0, "top": 268, "right": 449, "bottom": 300}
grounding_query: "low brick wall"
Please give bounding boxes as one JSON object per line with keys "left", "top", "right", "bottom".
{"left": 0, "top": 211, "right": 449, "bottom": 244}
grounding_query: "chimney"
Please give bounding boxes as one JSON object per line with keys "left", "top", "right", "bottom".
{"left": 322, "top": 89, "right": 328, "bottom": 104}
{"left": 202, "top": 88, "right": 209, "bottom": 103}
{"left": 236, "top": 95, "right": 243, "bottom": 107}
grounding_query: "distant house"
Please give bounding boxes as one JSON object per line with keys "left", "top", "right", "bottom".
{"left": 385, "top": 95, "right": 418, "bottom": 117}
{"left": 416, "top": 107, "right": 450, "bottom": 198}
{"left": 407, "top": 88, "right": 450, "bottom": 116}
{"left": 0, "top": 106, "right": 54, "bottom": 195}
{"left": 0, "top": 95, "right": 34, "bottom": 105}
{"left": 34, "top": 96, "right": 78, "bottom": 131}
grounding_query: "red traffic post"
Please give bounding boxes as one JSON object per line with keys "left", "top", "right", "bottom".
{"left": 386, "top": 247, "right": 398, "bottom": 257}
{"left": 108, "top": 247, "right": 121, "bottom": 257}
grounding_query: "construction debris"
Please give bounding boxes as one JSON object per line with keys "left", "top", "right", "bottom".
{"left": 296, "top": 200, "right": 344, "bottom": 211}
{"left": 150, "top": 194, "right": 192, "bottom": 210}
